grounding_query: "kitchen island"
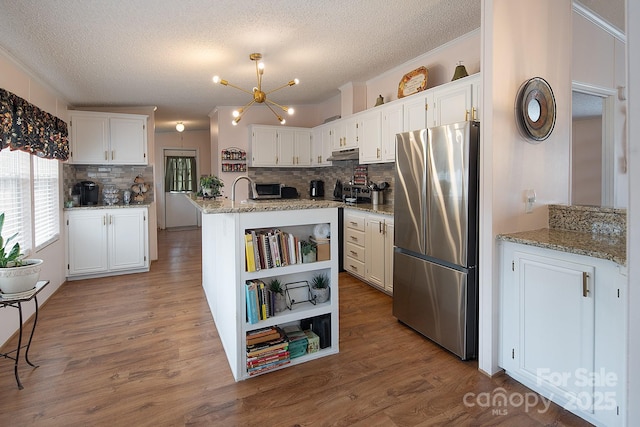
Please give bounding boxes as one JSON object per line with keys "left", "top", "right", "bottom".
{"left": 187, "top": 197, "right": 342, "bottom": 381}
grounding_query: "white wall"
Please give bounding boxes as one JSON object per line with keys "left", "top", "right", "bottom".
{"left": 573, "top": 9, "right": 628, "bottom": 208}
{"left": 0, "top": 48, "right": 69, "bottom": 345}
{"left": 479, "top": 0, "right": 572, "bottom": 375}
{"left": 366, "top": 30, "right": 481, "bottom": 109}
{"left": 572, "top": 117, "right": 603, "bottom": 205}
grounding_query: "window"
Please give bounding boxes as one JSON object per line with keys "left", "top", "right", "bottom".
{"left": 165, "top": 155, "right": 197, "bottom": 192}
{"left": 0, "top": 149, "right": 59, "bottom": 256}
{"left": 33, "top": 156, "right": 60, "bottom": 249}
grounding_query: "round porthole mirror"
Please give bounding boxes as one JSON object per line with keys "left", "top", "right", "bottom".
{"left": 515, "top": 77, "right": 556, "bottom": 142}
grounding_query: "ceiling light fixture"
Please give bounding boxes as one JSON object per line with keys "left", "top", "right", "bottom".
{"left": 213, "top": 53, "right": 299, "bottom": 126}
{"left": 176, "top": 122, "right": 185, "bottom": 132}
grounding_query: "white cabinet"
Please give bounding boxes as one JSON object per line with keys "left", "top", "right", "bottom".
{"left": 381, "top": 102, "right": 403, "bottom": 162}
{"left": 500, "top": 241, "right": 626, "bottom": 427}
{"left": 344, "top": 210, "right": 366, "bottom": 279}
{"left": 357, "top": 110, "right": 383, "bottom": 164}
{"left": 66, "top": 207, "right": 149, "bottom": 279}
{"left": 311, "top": 123, "right": 332, "bottom": 167}
{"left": 365, "top": 213, "right": 394, "bottom": 293}
{"left": 402, "top": 93, "right": 429, "bottom": 132}
{"left": 69, "top": 111, "right": 148, "bottom": 165}
{"left": 249, "top": 125, "right": 312, "bottom": 167}
{"left": 201, "top": 207, "right": 339, "bottom": 381}
{"left": 428, "top": 74, "right": 480, "bottom": 127}
{"left": 344, "top": 209, "right": 394, "bottom": 294}
{"left": 331, "top": 118, "right": 358, "bottom": 151}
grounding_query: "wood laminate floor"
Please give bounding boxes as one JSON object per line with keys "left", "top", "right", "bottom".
{"left": 0, "top": 229, "right": 590, "bottom": 426}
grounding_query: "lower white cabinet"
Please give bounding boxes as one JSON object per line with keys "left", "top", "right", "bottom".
{"left": 66, "top": 207, "right": 149, "bottom": 279}
{"left": 365, "top": 214, "right": 394, "bottom": 293}
{"left": 500, "top": 241, "right": 626, "bottom": 427}
{"left": 344, "top": 208, "right": 394, "bottom": 294}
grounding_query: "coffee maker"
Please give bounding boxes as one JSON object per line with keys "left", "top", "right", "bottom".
{"left": 309, "top": 180, "right": 324, "bottom": 198}
{"left": 74, "top": 181, "right": 99, "bottom": 205}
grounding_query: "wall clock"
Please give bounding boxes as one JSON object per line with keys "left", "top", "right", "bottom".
{"left": 515, "top": 77, "right": 556, "bottom": 142}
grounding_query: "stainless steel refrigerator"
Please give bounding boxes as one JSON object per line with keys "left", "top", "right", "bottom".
{"left": 392, "top": 121, "right": 479, "bottom": 360}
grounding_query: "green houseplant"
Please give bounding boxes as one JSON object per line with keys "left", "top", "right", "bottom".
{"left": 310, "top": 273, "right": 330, "bottom": 303}
{"left": 199, "top": 175, "right": 224, "bottom": 197}
{"left": 300, "top": 239, "right": 317, "bottom": 263}
{"left": 0, "top": 213, "right": 43, "bottom": 294}
{"left": 269, "top": 279, "right": 287, "bottom": 312}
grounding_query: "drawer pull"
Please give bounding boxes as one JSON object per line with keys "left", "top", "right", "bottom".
{"left": 350, "top": 221, "right": 358, "bottom": 226}
{"left": 350, "top": 265, "right": 358, "bottom": 271}
{"left": 350, "top": 250, "right": 358, "bottom": 256}
{"left": 350, "top": 236, "right": 358, "bottom": 241}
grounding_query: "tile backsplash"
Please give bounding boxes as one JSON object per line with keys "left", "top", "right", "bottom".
{"left": 248, "top": 161, "right": 395, "bottom": 204}
{"left": 63, "top": 164, "right": 154, "bottom": 202}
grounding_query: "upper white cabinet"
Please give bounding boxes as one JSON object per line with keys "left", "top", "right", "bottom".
{"left": 331, "top": 118, "right": 358, "bottom": 151}
{"left": 249, "top": 125, "right": 312, "bottom": 167}
{"left": 500, "top": 241, "right": 626, "bottom": 427}
{"left": 312, "top": 123, "right": 333, "bottom": 167}
{"left": 403, "top": 92, "right": 429, "bottom": 132}
{"left": 381, "top": 102, "right": 403, "bottom": 162}
{"left": 428, "top": 74, "right": 480, "bottom": 127}
{"left": 357, "top": 110, "right": 383, "bottom": 163}
{"left": 69, "top": 111, "right": 148, "bottom": 165}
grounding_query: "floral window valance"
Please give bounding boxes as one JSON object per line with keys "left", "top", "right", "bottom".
{"left": 0, "top": 88, "right": 69, "bottom": 161}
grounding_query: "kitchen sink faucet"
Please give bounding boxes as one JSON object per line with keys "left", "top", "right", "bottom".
{"left": 231, "top": 175, "right": 254, "bottom": 201}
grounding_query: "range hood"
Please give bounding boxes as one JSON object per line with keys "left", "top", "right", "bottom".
{"left": 327, "top": 148, "right": 359, "bottom": 161}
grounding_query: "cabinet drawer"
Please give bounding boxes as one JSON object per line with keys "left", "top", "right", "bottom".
{"left": 345, "top": 213, "right": 365, "bottom": 231}
{"left": 345, "top": 228, "right": 365, "bottom": 246}
{"left": 345, "top": 257, "right": 365, "bottom": 278}
{"left": 345, "top": 242, "right": 365, "bottom": 262}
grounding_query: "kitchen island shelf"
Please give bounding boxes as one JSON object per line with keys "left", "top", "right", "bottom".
{"left": 196, "top": 204, "right": 339, "bottom": 381}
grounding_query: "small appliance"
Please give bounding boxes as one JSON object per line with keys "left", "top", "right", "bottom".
{"left": 310, "top": 180, "right": 324, "bottom": 198}
{"left": 250, "top": 183, "right": 281, "bottom": 200}
{"left": 332, "top": 179, "right": 342, "bottom": 201}
{"left": 74, "top": 181, "right": 99, "bottom": 206}
{"left": 280, "top": 186, "right": 299, "bottom": 199}
{"left": 341, "top": 183, "right": 371, "bottom": 203}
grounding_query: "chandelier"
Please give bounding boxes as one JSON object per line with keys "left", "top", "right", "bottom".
{"left": 212, "top": 53, "right": 299, "bottom": 126}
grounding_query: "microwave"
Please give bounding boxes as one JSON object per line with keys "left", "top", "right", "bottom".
{"left": 250, "top": 183, "right": 281, "bottom": 199}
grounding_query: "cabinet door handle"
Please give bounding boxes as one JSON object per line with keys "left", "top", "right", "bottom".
{"left": 103, "top": 215, "right": 106, "bottom": 226}
{"left": 582, "top": 272, "right": 590, "bottom": 297}
{"left": 377, "top": 148, "right": 380, "bottom": 159}
{"left": 472, "top": 107, "right": 477, "bottom": 121}
{"left": 379, "top": 222, "right": 382, "bottom": 233}
{"left": 104, "top": 150, "right": 108, "bottom": 161}
{"left": 465, "top": 110, "right": 470, "bottom": 121}
{"left": 109, "top": 215, "right": 113, "bottom": 225}
{"left": 111, "top": 150, "right": 115, "bottom": 160}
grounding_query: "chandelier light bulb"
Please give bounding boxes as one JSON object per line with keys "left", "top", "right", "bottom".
{"left": 288, "top": 108, "right": 295, "bottom": 115}
{"left": 176, "top": 122, "right": 185, "bottom": 132}
{"left": 212, "top": 75, "right": 220, "bottom": 84}
{"left": 294, "top": 78, "right": 299, "bottom": 85}
{"left": 232, "top": 110, "right": 240, "bottom": 118}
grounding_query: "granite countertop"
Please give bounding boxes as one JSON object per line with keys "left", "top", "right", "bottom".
{"left": 186, "top": 195, "right": 394, "bottom": 215}
{"left": 63, "top": 201, "right": 152, "bottom": 211}
{"left": 497, "top": 228, "right": 626, "bottom": 266}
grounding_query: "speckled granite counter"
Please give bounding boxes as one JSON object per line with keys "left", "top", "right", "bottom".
{"left": 497, "top": 204, "right": 627, "bottom": 266}
{"left": 63, "top": 201, "right": 152, "bottom": 211}
{"left": 187, "top": 196, "right": 343, "bottom": 214}
{"left": 343, "top": 202, "right": 393, "bottom": 216}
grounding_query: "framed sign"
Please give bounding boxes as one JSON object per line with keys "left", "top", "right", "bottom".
{"left": 398, "top": 66, "right": 428, "bottom": 98}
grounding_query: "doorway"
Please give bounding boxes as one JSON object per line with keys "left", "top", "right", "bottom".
{"left": 164, "top": 149, "right": 200, "bottom": 229}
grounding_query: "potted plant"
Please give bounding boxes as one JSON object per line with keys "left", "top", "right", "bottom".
{"left": 0, "top": 213, "right": 43, "bottom": 294}
{"left": 199, "top": 175, "right": 224, "bottom": 198}
{"left": 310, "top": 273, "right": 330, "bottom": 303}
{"left": 269, "top": 279, "right": 287, "bottom": 313}
{"left": 300, "top": 239, "right": 317, "bottom": 263}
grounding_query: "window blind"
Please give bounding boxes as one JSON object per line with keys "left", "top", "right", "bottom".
{"left": 33, "top": 156, "right": 60, "bottom": 250}
{"left": 0, "top": 149, "right": 32, "bottom": 255}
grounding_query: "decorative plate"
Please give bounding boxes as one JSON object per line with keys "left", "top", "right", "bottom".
{"left": 515, "top": 77, "right": 556, "bottom": 142}
{"left": 398, "top": 66, "right": 428, "bottom": 98}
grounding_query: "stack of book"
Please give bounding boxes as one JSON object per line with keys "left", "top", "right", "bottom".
{"left": 244, "top": 229, "right": 303, "bottom": 272}
{"left": 245, "top": 279, "right": 283, "bottom": 324}
{"left": 246, "top": 326, "right": 290, "bottom": 376}
{"left": 282, "top": 325, "right": 308, "bottom": 359}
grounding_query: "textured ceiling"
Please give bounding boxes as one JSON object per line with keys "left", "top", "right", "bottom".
{"left": 0, "top": 1, "right": 624, "bottom": 132}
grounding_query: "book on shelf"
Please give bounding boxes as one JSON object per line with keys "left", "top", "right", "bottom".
{"left": 247, "top": 350, "right": 290, "bottom": 368}
{"left": 245, "top": 233, "right": 256, "bottom": 272}
{"left": 245, "top": 281, "right": 260, "bottom": 324}
{"left": 251, "top": 230, "right": 261, "bottom": 271}
{"left": 247, "top": 358, "right": 290, "bottom": 376}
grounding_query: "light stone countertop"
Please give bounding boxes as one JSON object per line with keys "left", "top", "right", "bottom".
{"left": 186, "top": 195, "right": 394, "bottom": 216}
{"left": 63, "top": 201, "right": 152, "bottom": 211}
{"left": 497, "top": 228, "right": 626, "bottom": 266}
